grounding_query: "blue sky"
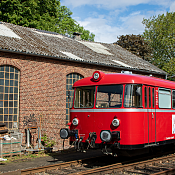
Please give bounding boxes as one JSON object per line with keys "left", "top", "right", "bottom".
{"left": 61, "top": 0, "right": 175, "bottom": 43}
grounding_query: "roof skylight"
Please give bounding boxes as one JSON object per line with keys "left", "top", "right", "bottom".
{"left": 78, "top": 41, "right": 113, "bottom": 55}
{"left": 0, "top": 24, "right": 21, "bottom": 39}
{"left": 112, "top": 60, "right": 132, "bottom": 67}
{"left": 60, "top": 51, "right": 84, "bottom": 61}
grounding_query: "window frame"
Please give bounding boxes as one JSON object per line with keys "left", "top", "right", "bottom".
{"left": 124, "top": 84, "right": 143, "bottom": 108}
{"left": 0, "top": 65, "right": 20, "bottom": 130}
{"left": 96, "top": 84, "right": 123, "bottom": 108}
{"left": 158, "top": 88, "right": 171, "bottom": 109}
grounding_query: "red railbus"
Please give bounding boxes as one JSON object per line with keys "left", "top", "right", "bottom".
{"left": 60, "top": 71, "right": 175, "bottom": 156}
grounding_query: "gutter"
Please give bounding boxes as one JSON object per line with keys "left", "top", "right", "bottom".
{"left": 0, "top": 48, "right": 167, "bottom": 79}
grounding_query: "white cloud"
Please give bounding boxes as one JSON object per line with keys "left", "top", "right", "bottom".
{"left": 77, "top": 13, "right": 146, "bottom": 43}
{"left": 61, "top": 0, "right": 174, "bottom": 43}
{"left": 170, "top": 1, "right": 175, "bottom": 12}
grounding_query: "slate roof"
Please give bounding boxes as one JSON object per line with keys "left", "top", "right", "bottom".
{"left": 0, "top": 22, "right": 166, "bottom": 76}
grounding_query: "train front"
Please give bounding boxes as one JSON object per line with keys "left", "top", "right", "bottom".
{"left": 60, "top": 71, "right": 121, "bottom": 154}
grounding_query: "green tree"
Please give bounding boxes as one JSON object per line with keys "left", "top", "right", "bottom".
{"left": 114, "top": 34, "right": 153, "bottom": 62}
{"left": 142, "top": 12, "right": 175, "bottom": 77}
{"left": 0, "top": 0, "right": 95, "bottom": 41}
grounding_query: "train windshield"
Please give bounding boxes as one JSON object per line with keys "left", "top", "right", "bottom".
{"left": 124, "top": 84, "right": 142, "bottom": 108}
{"left": 74, "top": 86, "right": 95, "bottom": 108}
{"left": 96, "top": 85, "right": 123, "bottom": 108}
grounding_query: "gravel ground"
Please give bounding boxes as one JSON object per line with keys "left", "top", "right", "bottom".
{"left": 0, "top": 149, "right": 103, "bottom": 173}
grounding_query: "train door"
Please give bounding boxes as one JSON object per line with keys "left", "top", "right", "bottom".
{"left": 147, "top": 86, "right": 156, "bottom": 144}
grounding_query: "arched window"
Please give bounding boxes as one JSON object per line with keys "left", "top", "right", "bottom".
{"left": 66, "top": 73, "right": 83, "bottom": 125}
{"left": 0, "top": 66, "right": 20, "bottom": 129}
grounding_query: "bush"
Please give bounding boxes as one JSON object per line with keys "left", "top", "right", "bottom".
{"left": 41, "top": 134, "right": 56, "bottom": 148}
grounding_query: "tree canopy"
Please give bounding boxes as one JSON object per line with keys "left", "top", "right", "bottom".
{"left": 142, "top": 12, "right": 175, "bottom": 78}
{"left": 114, "top": 34, "right": 153, "bottom": 62}
{"left": 0, "top": 0, "right": 95, "bottom": 41}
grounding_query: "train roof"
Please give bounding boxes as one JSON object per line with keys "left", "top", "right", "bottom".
{"left": 73, "top": 71, "right": 175, "bottom": 89}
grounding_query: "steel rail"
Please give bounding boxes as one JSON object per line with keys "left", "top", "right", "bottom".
{"left": 20, "top": 159, "right": 83, "bottom": 175}
{"left": 69, "top": 154, "right": 175, "bottom": 175}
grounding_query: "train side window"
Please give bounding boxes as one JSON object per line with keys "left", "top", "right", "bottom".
{"left": 172, "top": 91, "right": 175, "bottom": 108}
{"left": 152, "top": 88, "right": 155, "bottom": 108}
{"left": 158, "top": 88, "right": 171, "bottom": 108}
{"left": 124, "top": 84, "right": 142, "bottom": 108}
{"left": 149, "top": 87, "right": 151, "bottom": 108}
{"left": 145, "top": 87, "right": 147, "bottom": 108}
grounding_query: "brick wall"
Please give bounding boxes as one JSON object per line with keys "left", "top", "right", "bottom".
{"left": 0, "top": 52, "right": 165, "bottom": 150}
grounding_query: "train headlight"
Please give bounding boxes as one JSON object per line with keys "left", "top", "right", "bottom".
{"left": 60, "top": 128, "right": 69, "bottom": 139}
{"left": 72, "top": 118, "right": 79, "bottom": 126}
{"left": 100, "top": 130, "right": 120, "bottom": 142}
{"left": 112, "top": 119, "right": 120, "bottom": 127}
{"left": 100, "top": 130, "right": 112, "bottom": 142}
{"left": 60, "top": 129, "right": 77, "bottom": 139}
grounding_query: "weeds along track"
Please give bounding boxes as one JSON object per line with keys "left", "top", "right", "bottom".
{"left": 22, "top": 153, "right": 175, "bottom": 175}
{"left": 1, "top": 152, "right": 175, "bottom": 175}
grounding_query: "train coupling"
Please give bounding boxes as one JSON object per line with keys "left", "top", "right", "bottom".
{"left": 86, "top": 132, "right": 97, "bottom": 149}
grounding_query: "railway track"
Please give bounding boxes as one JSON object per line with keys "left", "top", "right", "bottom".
{"left": 70, "top": 153, "right": 175, "bottom": 175}
{"left": 1, "top": 152, "right": 175, "bottom": 175}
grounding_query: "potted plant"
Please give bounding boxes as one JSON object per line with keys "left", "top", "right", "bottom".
{"left": 41, "top": 134, "right": 56, "bottom": 153}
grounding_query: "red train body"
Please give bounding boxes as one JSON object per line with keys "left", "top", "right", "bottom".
{"left": 60, "top": 71, "right": 175, "bottom": 156}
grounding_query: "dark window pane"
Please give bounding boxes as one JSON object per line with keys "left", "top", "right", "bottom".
{"left": 14, "top": 87, "right": 18, "bottom": 93}
{"left": 0, "top": 79, "right": 4, "bottom": 85}
{"left": 9, "top": 101, "right": 13, "bottom": 107}
{"left": 69, "top": 74, "right": 72, "bottom": 78}
{"left": 5, "top": 66, "right": 9, "bottom": 72}
{"left": 0, "top": 94, "right": 3, "bottom": 100}
{"left": 0, "top": 101, "right": 3, "bottom": 107}
{"left": 5, "top": 80, "right": 9, "bottom": 86}
{"left": 9, "top": 94, "right": 13, "bottom": 100}
{"left": 5, "top": 73, "right": 9, "bottom": 79}
{"left": 9, "top": 115, "right": 12, "bottom": 121}
{"left": 14, "top": 101, "right": 17, "bottom": 107}
{"left": 0, "top": 86, "right": 3, "bottom": 93}
{"left": 4, "top": 115, "right": 8, "bottom": 121}
{"left": 149, "top": 87, "right": 151, "bottom": 108}
{"left": 145, "top": 87, "right": 147, "bottom": 108}
{"left": 14, "top": 94, "right": 18, "bottom": 100}
{"left": 10, "top": 73, "right": 14, "bottom": 79}
{"left": 10, "top": 87, "right": 13, "bottom": 93}
{"left": 10, "top": 80, "right": 14, "bottom": 86}
{"left": 9, "top": 122, "right": 12, "bottom": 128}
{"left": 9, "top": 108, "right": 13, "bottom": 114}
{"left": 15, "top": 69, "right": 18, "bottom": 73}
{"left": 4, "top": 101, "right": 8, "bottom": 107}
{"left": 15, "top": 81, "right": 18, "bottom": 87}
{"left": 0, "top": 67, "right": 4, "bottom": 71}
{"left": 15, "top": 74, "right": 18, "bottom": 80}
{"left": 0, "top": 72, "right": 4, "bottom": 78}
{"left": 14, "top": 115, "right": 17, "bottom": 121}
{"left": 0, "top": 115, "right": 2, "bottom": 121}
{"left": 14, "top": 108, "right": 17, "bottom": 114}
{"left": 0, "top": 108, "right": 3, "bottom": 114}
{"left": 4, "top": 94, "right": 8, "bottom": 100}
{"left": 4, "top": 108, "right": 8, "bottom": 114}
{"left": 5, "top": 87, "right": 8, "bottom": 93}
{"left": 4, "top": 122, "right": 8, "bottom": 127}
{"left": 10, "top": 67, "right": 14, "bottom": 72}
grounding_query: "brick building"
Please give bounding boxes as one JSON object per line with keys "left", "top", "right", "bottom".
{"left": 0, "top": 22, "right": 166, "bottom": 150}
